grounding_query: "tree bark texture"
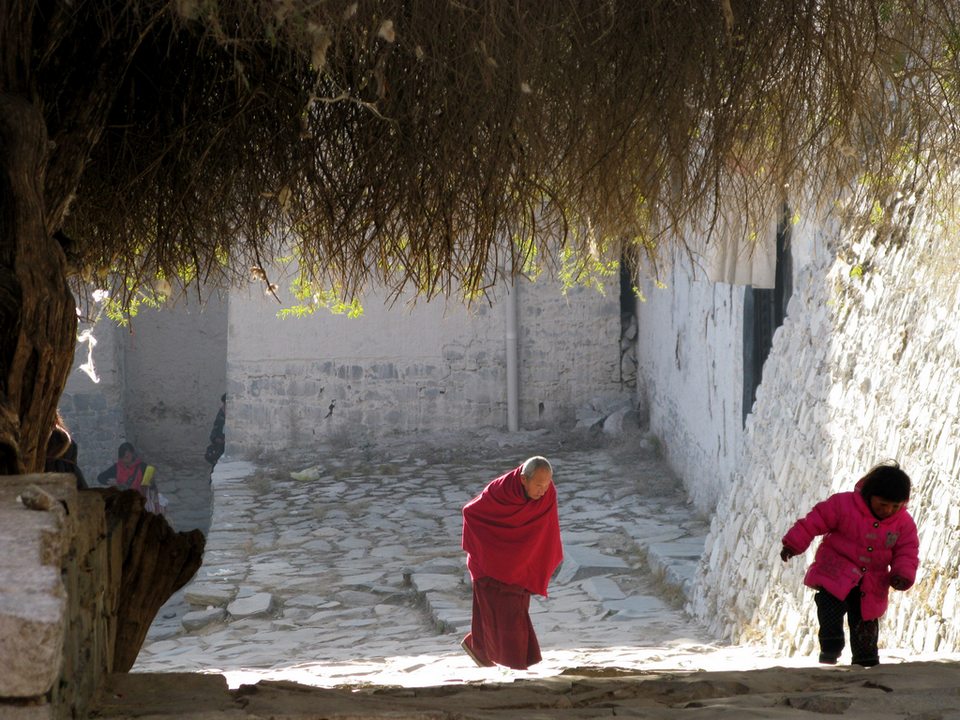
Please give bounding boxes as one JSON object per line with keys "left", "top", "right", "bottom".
{"left": 0, "top": 93, "right": 78, "bottom": 474}
{"left": 101, "top": 488, "right": 206, "bottom": 673}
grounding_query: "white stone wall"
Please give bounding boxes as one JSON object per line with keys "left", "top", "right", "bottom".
{"left": 635, "top": 253, "right": 748, "bottom": 513}
{"left": 61, "top": 318, "right": 126, "bottom": 478}
{"left": 121, "top": 293, "right": 228, "bottom": 465}
{"left": 515, "top": 277, "right": 623, "bottom": 425}
{"left": 62, "top": 270, "right": 621, "bottom": 471}
{"left": 668, "top": 204, "right": 960, "bottom": 656}
{"left": 62, "top": 291, "right": 228, "bottom": 479}
{"left": 226, "top": 269, "right": 624, "bottom": 457}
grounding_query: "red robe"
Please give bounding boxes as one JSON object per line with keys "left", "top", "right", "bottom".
{"left": 461, "top": 465, "right": 563, "bottom": 669}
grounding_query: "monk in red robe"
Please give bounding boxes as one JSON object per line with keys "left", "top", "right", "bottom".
{"left": 460, "top": 456, "right": 563, "bottom": 670}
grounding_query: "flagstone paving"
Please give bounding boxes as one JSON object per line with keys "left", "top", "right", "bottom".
{"left": 132, "top": 430, "right": 741, "bottom": 687}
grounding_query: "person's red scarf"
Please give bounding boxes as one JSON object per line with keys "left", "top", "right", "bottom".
{"left": 462, "top": 465, "right": 563, "bottom": 596}
{"left": 116, "top": 458, "right": 145, "bottom": 490}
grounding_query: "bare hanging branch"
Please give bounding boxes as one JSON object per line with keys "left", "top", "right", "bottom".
{"left": 3, "top": 0, "right": 958, "bottom": 310}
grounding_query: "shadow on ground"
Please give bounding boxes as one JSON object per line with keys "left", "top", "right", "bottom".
{"left": 92, "top": 660, "right": 960, "bottom": 719}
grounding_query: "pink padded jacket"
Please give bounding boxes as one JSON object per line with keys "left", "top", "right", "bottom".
{"left": 782, "top": 482, "right": 919, "bottom": 621}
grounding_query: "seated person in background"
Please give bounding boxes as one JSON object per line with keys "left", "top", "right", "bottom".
{"left": 45, "top": 412, "right": 87, "bottom": 490}
{"left": 97, "top": 442, "right": 165, "bottom": 515}
{"left": 98, "top": 442, "right": 149, "bottom": 490}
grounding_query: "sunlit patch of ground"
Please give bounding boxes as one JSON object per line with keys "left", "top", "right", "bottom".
{"left": 206, "top": 642, "right": 947, "bottom": 690}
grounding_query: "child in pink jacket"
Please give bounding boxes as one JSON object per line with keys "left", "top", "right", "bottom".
{"left": 781, "top": 461, "right": 919, "bottom": 666}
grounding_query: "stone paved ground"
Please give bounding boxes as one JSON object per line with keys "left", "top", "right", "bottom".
{"left": 149, "top": 458, "right": 213, "bottom": 537}
{"left": 133, "top": 428, "right": 751, "bottom": 687}
{"left": 88, "top": 428, "right": 960, "bottom": 720}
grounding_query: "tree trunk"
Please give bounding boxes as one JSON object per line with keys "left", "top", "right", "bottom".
{"left": 0, "top": 93, "right": 78, "bottom": 474}
{"left": 101, "top": 488, "right": 206, "bottom": 672}
{"left": 0, "top": 94, "right": 205, "bottom": 675}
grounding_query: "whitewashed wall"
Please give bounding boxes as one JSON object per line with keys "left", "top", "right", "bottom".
{"left": 61, "top": 270, "right": 623, "bottom": 471}
{"left": 61, "top": 291, "right": 228, "bottom": 478}
{"left": 646, "top": 204, "right": 960, "bottom": 656}
{"left": 635, "top": 254, "right": 748, "bottom": 514}
{"left": 226, "top": 269, "right": 624, "bottom": 457}
{"left": 61, "top": 319, "right": 126, "bottom": 478}
{"left": 121, "top": 293, "right": 229, "bottom": 465}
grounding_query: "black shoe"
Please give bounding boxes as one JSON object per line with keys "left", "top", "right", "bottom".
{"left": 819, "top": 654, "right": 838, "bottom": 665}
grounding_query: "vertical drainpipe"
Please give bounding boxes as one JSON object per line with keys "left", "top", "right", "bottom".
{"left": 505, "top": 275, "right": 519, "bottom": 432}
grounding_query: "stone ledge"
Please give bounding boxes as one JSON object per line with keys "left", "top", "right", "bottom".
{"left": 90, "top": 661, "right": 960, "bottom": 719}
{"left": 0, "top": 475, "right": 74, "bottom": 700}
{"left": 0, "top": 706, "right": 56, "bottom": 720}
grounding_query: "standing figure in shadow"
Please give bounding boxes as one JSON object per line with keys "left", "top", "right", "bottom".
{"left": 45, "top": 411, "right": 87, "bottom": 490}
{"left": 205, "top": 393, "right": 226, "bottom": 471}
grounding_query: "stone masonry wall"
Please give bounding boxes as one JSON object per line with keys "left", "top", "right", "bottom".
{"left": 0, "top": 476, "right": 115, "bottom": 719}
{"left": 691, "top": 207, "right": 960, "bottom": 656}
{"left": 0, "top": 477, "right": 197, "bottom": 718}
{"left": 121, "top": 293, "right": 228, "bottom": 466}
{"left": 227, "top": 270, "right": 624, "bottom": 458}
{"left": 516, "top": 279, "right": 623, "bottom": 426}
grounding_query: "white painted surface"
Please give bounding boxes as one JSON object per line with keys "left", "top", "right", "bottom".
{"left": 62, "top": 289, "right": 228, "bottom": 480}
{"left": 640, "top": 202, "right": 960, "bottom": 655}
{"left": 122, "top": 292, "right": 228, "bottom": 464}
{"left": 226, "top": 268, "right": 624, "bottom": 456}
{"left": 635, "top": 251, "right": 747, "bottom": 513}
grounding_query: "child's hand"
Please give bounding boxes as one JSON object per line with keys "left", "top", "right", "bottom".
{"left": 780, "top": 546, "right": 796, "bottom": 562}
{"left": 890, "top": 575, "right": 910, "bottom": 590}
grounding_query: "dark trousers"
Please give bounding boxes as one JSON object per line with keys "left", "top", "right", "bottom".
{"left": 815, "top": 587, "right": 879, "bottom": 666}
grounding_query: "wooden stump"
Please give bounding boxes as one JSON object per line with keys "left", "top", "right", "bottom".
{"left": 98, "top": 487, "right": 205, "bottom": 672}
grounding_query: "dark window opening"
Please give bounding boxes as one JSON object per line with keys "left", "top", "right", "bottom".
{"left": 742, "top": 207, "right": 793, "bottom": 424}
{"left": 619, "top": 255, "right": 638, "bottom": 389}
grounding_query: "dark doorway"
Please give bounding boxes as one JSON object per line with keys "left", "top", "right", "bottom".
{"left": 742, "top": 207, "right": 793, "bottom": 424}
{"left": 620, "top": 255, "right": 638, "bottom": 389}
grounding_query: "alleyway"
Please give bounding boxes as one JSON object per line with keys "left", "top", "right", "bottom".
{"left": 132, "top": 428, "right": 794, "bottom": 688}
{"left": 91, "top": 429, "right": 960, "bottom": 720}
